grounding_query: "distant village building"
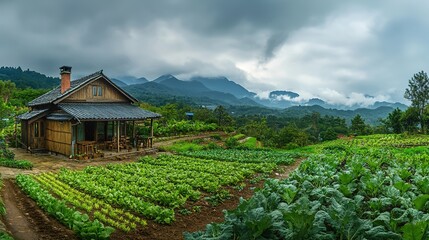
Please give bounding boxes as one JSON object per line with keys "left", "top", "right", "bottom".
{"left": 18, "top": 66, "right": 161, "bottom": 157}
{"left": 185, "top": 112, "right": 194, "bottom": 120}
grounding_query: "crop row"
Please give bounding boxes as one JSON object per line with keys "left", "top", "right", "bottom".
{"left": 34, "top": 172, "right": 146, "bottom": 232}
{"left": 178, "top": 149, "right": 297, "bottom": 165}
{"left": 0, "top": 158, "right": 33, "bottom": 169}
{"left": 51, "top": 154, "right": 274, "bottom": 224}
{"left": 16, "top": 174, "right": 114, "bottom": 239}
{"left": 188, "top": 136, "right": 429, "bottom": 239}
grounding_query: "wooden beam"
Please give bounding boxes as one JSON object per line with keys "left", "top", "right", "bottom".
{"left": 150, "top": 118, "right": 154, "bottom": 148}
{"left": 117, "top": 121, "right": 120, "bottom": 152}
{"left": 132, "top": 121, "right": 136, "bottom": 147}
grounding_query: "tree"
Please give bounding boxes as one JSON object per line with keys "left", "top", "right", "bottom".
{"left": 320, "top": 127, "right": 337, "bottom": 141}
{"left": 404, "top": 71, "right": 429, "bottom": 133}
{"left": 401, "top": 107, "right": 419, "bottom": 133}
{"left": 0, "top": 80, "right": 16, "bottom": 104}
{"left": 351, "top": 114, "right": 367, "bottom": 135}
{"left": 385, "top": 108, "right": 403, "bottom": 134}
{"left": 213, "top": 105, "right": 233, "bottom": 128}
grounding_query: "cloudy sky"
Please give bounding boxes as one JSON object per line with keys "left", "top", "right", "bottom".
{"left": 1, "top": 0, "right": 428, "bottom": 105}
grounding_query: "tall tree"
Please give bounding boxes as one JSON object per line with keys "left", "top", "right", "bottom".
{"left": 213, "top": 105, "right": 233, "bottom": 127}
{"left": 351, "top": 114, "right": 367, "bottom": 135}
{"left": 0, "top": 80, "right": 16, "bottom": 103}
{"left": 386, "top": 108, "right": 403, "bottom": 134}
{"left": 404, "top": 71, "right": 429, "bottom": 133}
{"left": 401, "top": 107, "right": 419, "bottom": 133}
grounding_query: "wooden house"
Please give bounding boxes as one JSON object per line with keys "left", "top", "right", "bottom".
{"left": 18, "top": 66, "right": 161, "bottom": 157}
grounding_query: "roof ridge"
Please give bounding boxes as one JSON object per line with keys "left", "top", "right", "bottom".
{"left": 71, "top": 70, "right": 103, "bottom": 82}
{"left": 28, "top": 70, "right": 104, "bottom": 107}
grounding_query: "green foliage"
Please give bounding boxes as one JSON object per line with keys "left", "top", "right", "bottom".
{"left": 351, "top": 114, "right": 369, "bottom": 135}
{"left": 186, "top": 134, "right": 429, "bottom": 239}
{"left": 213, "top": 105, "right": 234, "bottom": 127}
{"left": 0, "top": 66, "right": 59, "bottom": 89}
{"left": 160, "top": 141, "right": 204, "bottom": 152}
{"left": 0, "top": 80, "right": 15, "bottom": 103}
{"left": 404, "top": 70, "right": 429, "bottom": 133}
{"left": 0, "top": 137, "right": 14, "bottom": 160}
{"left": 401, "top": 107, "right": 420, "bottom": 133}
{"left": 150, "top": 120, "right": 218, "bottom": 137}
{"left": 385, "top": 108, "right": 404, "bottom": 134}
{"left": 180, "top": 149, "right": 297, "bottom": 165}
{"left": 0, "top": 158, "right": 32, "bottom": 169}
{"left": 0, "top": 232, "right": 13, "bottom": 240}
{"left": 274, "top": 123, "right": 310, "bottom": 148}
{"left": 224, "top": 136, "right": 239, "bottom": 149}
{"left": 34, "top": 154, "right": 275, "bottom": 226}
{"left": 16, "top": 174, "right": 114, "bottom": 239}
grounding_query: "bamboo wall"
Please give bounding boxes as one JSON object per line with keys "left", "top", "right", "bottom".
{"left": 45, "top": 120, "right": 72, "bottom": 156}
{"left": 65, "top": 78, "right": 128, "bottom": 102}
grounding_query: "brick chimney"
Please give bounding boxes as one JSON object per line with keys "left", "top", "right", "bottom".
{"left": 60, "top": 66, "right": 72, "bottom": 93}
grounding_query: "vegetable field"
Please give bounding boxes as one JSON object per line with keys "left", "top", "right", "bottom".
{"left": 187, "top": 134, "right": 429, "bottom": 239}
{"left": 15, "top": 153, "right": 279, "bottom": 238}
{"left": 179, "top": 149, "right": 299, "bottom": 165}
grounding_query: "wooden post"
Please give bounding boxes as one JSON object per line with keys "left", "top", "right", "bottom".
{"left": 132, "top": 121, "right": 136, "bottom": 148}
{"left": 14, "top": 117, "right": 17, "bottom": 148}
{"left": 117, "top": 121, "right": 120, "bottom": 152}
{"left": 150, "top": 118, "right": 154, "bottom": 148}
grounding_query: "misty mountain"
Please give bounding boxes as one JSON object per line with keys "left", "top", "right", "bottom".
{"left": 0, "top": 66, "right": 408, "bottom": 113}
{"left": 123, "top": 80, "right": 261, "bottom": 107}
{"left": 114, "top": 75, "right": 148, "bottom": 85}
{"left": 370, "top": 101, "right": 408, "bottom": 110}
{"left": 191, "top": 76, "right": 255, "bottom": 98}
{"left": 110, "top": 78, "right": 128, "bottom": 87}
{"left": 281, "top": 105, "right": 394, "bottom": 125}
{"left": 269, "top": 90, "right": 299, "bottom": 99}
{"left": 153, "top": 75, "right": 212, "bottom": 93}
{"left": 228, "top": 104, "right": 395, "bottom": 126}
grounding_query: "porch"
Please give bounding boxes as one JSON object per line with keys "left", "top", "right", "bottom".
{"left": 72, "top": 119, "right": 155, "bottom": 159}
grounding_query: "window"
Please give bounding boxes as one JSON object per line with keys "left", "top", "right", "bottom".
{"left": 33, "top": 121, "right": 44, "bottom": 137}
{"left": 92, "top": 85, "right": 103, "bottom": 97}
{"left": 34, "top": 122, "right": 39, "bottom": 137}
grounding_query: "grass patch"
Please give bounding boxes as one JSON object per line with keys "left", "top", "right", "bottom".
{"left": 0, "top": 158, "right": 33, "bottom": 169}
{"left": 240, "top": 137, "right": 259, "bottom": 149}
{"left": 232, "top": 134, "right": 246, "bottom": 140}
{"left": 160, "top": 141, "right": 205, "bottom": 153}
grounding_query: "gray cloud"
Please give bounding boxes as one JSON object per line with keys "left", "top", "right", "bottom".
{"left": 0, "top": 0, "right": 428, "bottom": 104}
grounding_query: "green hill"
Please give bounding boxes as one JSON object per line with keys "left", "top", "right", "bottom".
{"left": 0, "top": 66, "right": 59, "bottom": 89}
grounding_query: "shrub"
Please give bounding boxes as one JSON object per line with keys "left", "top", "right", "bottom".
{"left": 0, "top": 137, "right": 14, "bottom": 160}
{"left": 225, "top": 137, "right": 239, "bottom": 149}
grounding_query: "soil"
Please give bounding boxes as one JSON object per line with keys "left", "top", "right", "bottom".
{"left": 2, "top": 179, "right": 76, "bottom": 240}
{"left": 0, "top": 133, "right": 304, "bottom": 240}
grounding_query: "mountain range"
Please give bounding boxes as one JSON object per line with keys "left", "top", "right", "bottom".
{"left": 0, "top": 66, "right": 409, "bottom": 124}
{"left": 118, "top": 74, "right": 407, "bottom": 111}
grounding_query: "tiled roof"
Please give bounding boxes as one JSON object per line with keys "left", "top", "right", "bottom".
{"left": 46, "top": 112, "right": 74, "bottom": 121}
{"left": 58, "top": 103, "right": 161, "bottom": 121}
{"left": 17, "top": 109, "right": 49, "bottom": 120}
{"left": 27, "top": 71, "right": 116, "bottom": 107}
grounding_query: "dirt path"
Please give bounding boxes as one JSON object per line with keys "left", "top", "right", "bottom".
{"left": 2, "top": 179, "right": 76, "bottom": 240}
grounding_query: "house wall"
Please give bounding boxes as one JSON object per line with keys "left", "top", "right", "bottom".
{"left": 21, "top": 121, "right": 29, "bottom": 149}
{"left": 65, "top": 78, "right": 129, "bottom": 102}
{"left": 45, "top": 120, "right": 72, "bottom": 156}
